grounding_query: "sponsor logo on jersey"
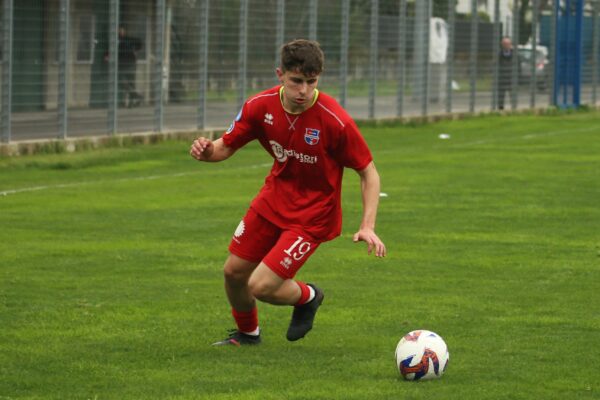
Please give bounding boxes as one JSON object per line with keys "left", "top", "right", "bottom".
{"left": 304, "top": 128, "right": 320, "bottom": 145}
{"left": 269, "top": 140, "right": 318, "bottom": 164}
{"left": 264, "top": 113, "right": 274, "bottom": 125}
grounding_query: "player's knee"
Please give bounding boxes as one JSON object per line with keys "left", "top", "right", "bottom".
{"left": 248, "top": 278, "right": 276, "bottom": 302}
{"left": 223, "top": 263, "right": 248, "bottom": 284}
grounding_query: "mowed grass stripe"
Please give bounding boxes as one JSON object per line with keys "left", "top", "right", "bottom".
{"left": 0, "top": 162, "right": 274, "bottom": 196}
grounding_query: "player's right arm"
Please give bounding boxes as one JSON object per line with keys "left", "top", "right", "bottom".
{"left": 190, "top": 137, "right": 236, "bottom": 162}
{"left": 192, "top": 93, "right": 261, "bottom": 162}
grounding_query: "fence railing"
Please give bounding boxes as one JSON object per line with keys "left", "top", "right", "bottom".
{"left": 1, "top": 0, "right": 599, "bottom": 143}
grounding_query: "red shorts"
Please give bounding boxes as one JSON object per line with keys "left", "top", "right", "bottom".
{"left": 228, "top": 208, "right": 320, "bottom": 279}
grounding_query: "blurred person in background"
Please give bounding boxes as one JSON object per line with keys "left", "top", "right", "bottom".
{"left": 497, "top": 36, "right": 514, "bottom": 110}
{"left": 116, "top": 25, "right": 142, "bottom": 107}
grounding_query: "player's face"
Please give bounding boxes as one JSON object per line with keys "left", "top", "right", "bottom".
{"left": 277, "top": 69, "right": 319, "bottom": 113}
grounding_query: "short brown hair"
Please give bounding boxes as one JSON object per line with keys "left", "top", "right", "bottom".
{"left": 280, "top": 39, "right": 324, "bottom": 76}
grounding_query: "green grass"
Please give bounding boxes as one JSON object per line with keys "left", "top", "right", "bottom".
{"left": 1, "top": 111, "right": 599, "bottom": 399}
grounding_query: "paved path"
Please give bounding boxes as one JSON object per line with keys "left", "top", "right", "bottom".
{"left": 4, "top": 87, "right": 595, "bottom": 142}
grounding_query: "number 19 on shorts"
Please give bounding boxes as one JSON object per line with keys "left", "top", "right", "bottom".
{"left": 284, "top": 236, "right": 312, "bottom": 261}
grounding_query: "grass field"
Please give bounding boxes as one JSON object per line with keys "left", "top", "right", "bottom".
{"left": 1, "top": 111, "right": 599, "bottom": 399}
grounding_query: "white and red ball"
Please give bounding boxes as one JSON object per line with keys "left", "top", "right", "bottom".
{"left": 395, "top": 330, "right": 449, "bottom": 381}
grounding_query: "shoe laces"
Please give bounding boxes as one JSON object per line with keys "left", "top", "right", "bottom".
{"left": 226, "top": 328, "right": 240, "bottom": 338}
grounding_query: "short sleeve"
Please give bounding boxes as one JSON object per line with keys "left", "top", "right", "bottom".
{"left": 335, "top": 119, "right": 373, "bottom": 170}
{"left": 221, "top": 101, "right": 257, "bottom": 150}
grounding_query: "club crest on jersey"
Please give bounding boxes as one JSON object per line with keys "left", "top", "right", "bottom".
{"left": 235, "top": 108, "right": 243, "bottom": 122}
{"left": 304, "top": 128, "right": 320, "bottom": 145}
{"left": 226, "top": 108, "right": 243, "bottom": 134}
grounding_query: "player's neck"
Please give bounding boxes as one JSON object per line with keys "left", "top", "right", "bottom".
{"left": 280, "top": 87, "right": 319, "bottom": 114}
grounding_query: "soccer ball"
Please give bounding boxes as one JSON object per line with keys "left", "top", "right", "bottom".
{"left": 395, "top": 330, "right": 449, "bottom": 381}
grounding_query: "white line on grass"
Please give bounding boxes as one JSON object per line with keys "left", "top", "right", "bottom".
{"left": 374, "top": 125, "right": 599, "bottom": 156}
{"left": 3, "top": 124, "right": 599, "bottom": 197}
{"left": 0, "top": 163, "right": 272, "bottom": 197}
{"left": 447, "top": 125, "right": 599, "bottom": 148}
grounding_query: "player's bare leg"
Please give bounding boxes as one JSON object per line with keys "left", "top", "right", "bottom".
{"left": 248, "top": 263, "right": 324, "bottom": 342}
{"left": 248, "top": 263, "right": 302, "bottom": 305}
{"left": 223, "top": 254, "right": 258, "bottom": 311}
{"left": 213, "top": 254, "right": 262, "bottom": 346}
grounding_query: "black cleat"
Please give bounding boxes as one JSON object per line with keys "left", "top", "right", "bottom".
{"left": 212, "top": 329, "right": 261, "bottom": 347}
{"left": 286, "top": 284, "right": 324, "bottom": 341}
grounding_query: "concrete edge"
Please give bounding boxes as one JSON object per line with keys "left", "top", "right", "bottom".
{"left": 353, "top": 106, "right": 569, "bottom": 126}
{"left": 0, "top": 105, "right": 589, "bottom": 157}
{"left": 0, "top": 128, "right": 225, "bottom": 157}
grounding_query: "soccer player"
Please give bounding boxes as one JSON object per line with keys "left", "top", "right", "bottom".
{"left": 190, "top": 39, "right": 386, "bottom": 346}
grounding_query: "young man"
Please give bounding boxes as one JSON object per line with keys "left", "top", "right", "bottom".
{"left": 190, "top": 39, "right": 386, "bottom": 346}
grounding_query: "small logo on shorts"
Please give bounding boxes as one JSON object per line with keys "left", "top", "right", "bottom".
{"left": 280, "top": 257, "right": 293, "bottom": 269}
{"left": 233, "top": 220, "right": 245, "bottom": 241}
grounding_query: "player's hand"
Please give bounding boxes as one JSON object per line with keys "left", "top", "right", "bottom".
{"left": 353, "top": 228, "right": 386, "bottom": 257}
{"left": 190, "top": 137, "right": 214, "bottom": 161}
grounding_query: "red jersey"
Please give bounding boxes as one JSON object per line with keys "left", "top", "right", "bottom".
{"left": 222, "top": 86, "right": 373, "bottom": 241}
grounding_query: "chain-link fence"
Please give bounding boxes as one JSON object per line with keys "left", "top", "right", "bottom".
{"left": 1, "top": 0, "right": 599, "bottom": 142}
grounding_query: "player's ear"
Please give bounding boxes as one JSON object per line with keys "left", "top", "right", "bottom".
{"left": 275, "top": 68, "right": 284, "bottom": 82}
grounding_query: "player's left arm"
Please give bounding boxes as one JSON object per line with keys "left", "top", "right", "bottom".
{"left": 353, "top": 161, "right": 387, "bottom": 257}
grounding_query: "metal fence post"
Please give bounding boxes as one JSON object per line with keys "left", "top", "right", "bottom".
{"left": 340, "top": 0, "right": 349, "bottom": 109}
{"left": 107, "top": 0, "right": 119, "bottom": 135}
{"left": 492, "top": 0, "right": 500, "bottom": 110}
{"left": 511, "top": 0, "right": 519, "bottom": 110}
{"left": 58, "top": 0, "right": 70, "bottom": 139}
{"left": 530, "top": 0, "right": 538, "bottom": 109}
{"left": 592, "top": 0, "right": 599, "bottom": 105}
{"left": 238, "top": 0, "right": 248, "bottom": 110}
{"left": 154, "top": 0, "right": 166, "bottom": 133}
{"left": 446, "top": 0, "right": 455, "bottom": 114}
{"left": 549, "top": 0, "right": 557, "bottom": 106}
{"left": 197, "top": 0, "right": 209, "bottom": 130}
{"left": 309, "top": 0, "right": 318, "bottom": 40}
{"left": 414, "top": 0, "right": 430, "bottom": 117}
{"left": 573, "top": 0, "right": 583, "bottom": 107}
{"left": 275, "top": 0, "right": 285, "bottom": 71}
{"left": 1, "top": 0, "right": 13, "bottom": 143}
{"left": 554, "top": 0, "right": 565, "bottom": 106}
{"left": 397, "top": 0, "right": 406, "bottom": 117}
{"left": 469, "top": 0, "right": 478, "bottom": 113}
{"left": 425, "top": 0, "right": 432, "bottom": 116}
{"left": 368, "top": 0, "right": 378, "bottom": 119}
